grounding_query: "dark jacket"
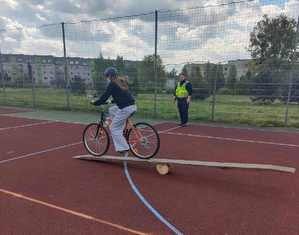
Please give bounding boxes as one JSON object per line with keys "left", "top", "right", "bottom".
{"left": 94, "top": 82, "right": 135, "bottom": 109}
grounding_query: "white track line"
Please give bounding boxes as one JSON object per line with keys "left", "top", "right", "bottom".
{"left": 124, "top": 162, "right": 184, "bottom": 234}
{"left": 0, "top": 121, "right": 55, "bottom": 131}
{"left": 163, "top": 131, "right": 299, "bottom": 148}
{"left": 158, "top": 125, "right": 181, "bottom": 134}
{"left": 123, "top": 124, "right": 184, "bottom": 234}
{"left": 0, "top": 141, "right": 82, "bottom": 164}
{"left": 0, "top": 189, "right": 148, "bottom": 235}
{"left": 165, "top": 121, "right": 299, "bottom": 134}
{"left": 3, "top": 113, "right": 84, "bottom": 126}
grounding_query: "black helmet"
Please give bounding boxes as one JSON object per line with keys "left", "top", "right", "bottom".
{"left": 104, "top": 67, "right": 118, "bottom": 78}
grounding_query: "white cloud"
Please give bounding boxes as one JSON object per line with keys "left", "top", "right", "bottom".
{"left": 3, "top": 0, "right": 19, "bottom": 9}
{"left": 261, "top": 5, "right": 281, "bottom": 16}
{"left": 284, "top": 0, "right": 299, "bottom": 19}
{"left": 0, "top": 0, "right": 298, "bottom": 69}
{"left": 159, "top": 0, "right": 299, "bottom": 66}
{"left": 36, "top": 13, "right": 47, "bottom": 21}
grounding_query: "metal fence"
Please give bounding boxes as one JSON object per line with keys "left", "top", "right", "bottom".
{"left": 0, "top": 0, "right": 299, "bottom": 127}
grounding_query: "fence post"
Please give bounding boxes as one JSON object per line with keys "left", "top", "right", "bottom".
{"left": 0, "top": 49, "right": 6, "bottom": 105}
{"left": 28, "top": 62, "right": 36, "bottom": 109}
{"left": 284, "top": 71, "right": 293, "bottom": 126}
{"left": 211, "top": 71, "right": 217, "bottom": 122}
{"left": 153, "top": 10, "right": 158, "bottom": 118}
{"left": 61, "top": 22, "right": 70, "bottom": 110}
{"left": 285, "top": 16, "right": 299, "bottom": 126}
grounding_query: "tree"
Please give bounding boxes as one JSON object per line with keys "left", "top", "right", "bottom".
{"left": 115, "top": 56, "right": 125, "bottom": 75}
{"left": 91, "top": 53, "right": 105, "bottom": 82}
{"left": 216, "top": 64, "right": 225, "bottom": 89}
{"left": 189, "top": 64, "right": 203, "bottom": 86}
{"left": 204, "top": 62, "right": 214, "bottom": 88}
{"left": 249, "top": 14, "right": 297, "bottom": 68}
{"left": 138, "top": 55, "right": 166, "bottom": 92}
{"left": 91, "top": 53, "right": 113, "bottom": 93}
{"left": 70, "top": 75, "right": 86, "bottom": 95}
{"left": 211, "top": 64, "right": 218, "bottom": 89}
{"left": 236, "top": 70, "right": 252, "bottom": 95}
{"left": 181, "top": 66, "right": 188, "bottom": 77}
{"left": 11, "top": 64, "right": 24, "bottom": 88}
{"left": 50, "top": 78, "right": 66, "bottom": 89}
{"left": 227, "top": 64, "right": 237, "bottom": 90}
{"left": 279, "top": 65, "right": 299, "bottom": 103}
{"left": 167, "top": 68, "right": 178, "bottom": 79}
{"left": 126, "top": 64, "right": 139, "bottom": 96}
{"left": 4, "top": 72, "right": 11, "bottom": 82}
{"left": 248, "top": 14, "right": 298, "bottom": 103}
{"left": 182, "top": 64, "right": 211, "bottom": 100}
{"left": 35, "top": 57, "right": 44, "bottom": 86}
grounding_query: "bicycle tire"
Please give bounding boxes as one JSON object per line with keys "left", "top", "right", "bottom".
{"left": 128, "top": 122, "right": 160, "bottom": 159}
{"left": 83, "top": 123, "right": 110, "bottom": 156}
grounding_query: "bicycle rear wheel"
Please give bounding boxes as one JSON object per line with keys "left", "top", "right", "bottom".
{"left": 83, "top": 123, "right": 110, "bottom": 156}
{"left": 128, "top": 122, "right": 160, "bottom": 159}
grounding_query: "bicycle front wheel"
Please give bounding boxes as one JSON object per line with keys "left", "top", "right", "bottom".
{"left": 128, "top": 122, "right": 160, "bottom": 159}
{"left": 83, "top": 123, "right": 110, "bottom": 156}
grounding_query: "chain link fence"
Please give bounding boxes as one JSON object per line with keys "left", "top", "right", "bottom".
{"left": 0, "top": 0, "right": 299, "bottom": 127}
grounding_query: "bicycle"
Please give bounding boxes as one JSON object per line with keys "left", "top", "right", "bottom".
{"left": 82, "top": 103, "right": 160, "bottom": 159}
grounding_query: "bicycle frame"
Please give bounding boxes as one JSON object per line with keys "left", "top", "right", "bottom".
{"left": 100, "top": 110, "right": 143, "bottom": 148}
{"left": 83, "top": 107, "right": 159, "bottom": 158}
{"left": 125, "top": 119, "right": 143, "bottom": 152}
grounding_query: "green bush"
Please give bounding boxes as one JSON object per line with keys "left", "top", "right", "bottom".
{"left": 218, "top": 87, "right": 233, "bottom": 95}
{"left": 192, "top": 80, "right": 211, "bottom": 100}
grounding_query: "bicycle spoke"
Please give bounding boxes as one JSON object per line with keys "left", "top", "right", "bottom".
{"left": 128, "top": 123, "right": 160, "bottom": 159}
{"left": 83, "top": 123, "right": 110, "bottom": 156}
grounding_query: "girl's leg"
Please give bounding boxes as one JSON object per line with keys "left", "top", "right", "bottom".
{"left": 108, "top": 105, "right": 119, "bottom": 118}
{"left": 110, "top": 105, "right": 137, "bottom": 153}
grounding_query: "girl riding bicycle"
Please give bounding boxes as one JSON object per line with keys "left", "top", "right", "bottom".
{"left": 91, "top": 67, "right": 137, "bottom": 158}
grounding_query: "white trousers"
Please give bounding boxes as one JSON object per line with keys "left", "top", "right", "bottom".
{"left": 109, "top": 105, "right": 137, "bottom": 152}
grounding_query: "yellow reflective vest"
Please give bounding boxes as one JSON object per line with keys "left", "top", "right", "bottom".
{"left": 175, "top": 81, "right": 190, "bottom": 98}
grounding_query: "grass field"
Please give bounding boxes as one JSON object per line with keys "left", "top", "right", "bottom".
{"left": 0, "top": 88, "right": 298, "bottom": 127}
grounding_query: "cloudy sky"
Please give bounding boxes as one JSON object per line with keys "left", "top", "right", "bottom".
{"left": 0, "top": 0, "right": 298, "bottom": 67}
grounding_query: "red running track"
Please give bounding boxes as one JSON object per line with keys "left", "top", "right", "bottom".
{"left": 0, "top": 116, "right": 298, "bottom": 234}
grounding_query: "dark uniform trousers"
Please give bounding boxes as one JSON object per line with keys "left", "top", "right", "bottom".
{"left": 177, "top": 97, "right": 189, "bottom": 125}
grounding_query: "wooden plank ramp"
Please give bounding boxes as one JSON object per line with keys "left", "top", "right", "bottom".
{"left": 73, "top": 155, "right": 296, "bottom": 174}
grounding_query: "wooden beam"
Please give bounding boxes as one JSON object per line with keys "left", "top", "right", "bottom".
{"left": 73, "top": 155, "right": 296, "bottom": 174}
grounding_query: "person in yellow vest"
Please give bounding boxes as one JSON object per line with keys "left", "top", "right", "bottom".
{"left": 174, "top": 72, "right": 192, "bottom": 126}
